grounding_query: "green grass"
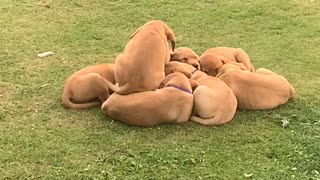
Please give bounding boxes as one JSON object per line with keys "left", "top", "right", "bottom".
{"left": 1, "top": 0, "right": 320, "bottom": 179}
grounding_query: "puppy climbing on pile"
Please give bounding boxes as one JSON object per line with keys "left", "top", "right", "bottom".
{"left": 108, "top": 20, "right": 176, "bottom": 95}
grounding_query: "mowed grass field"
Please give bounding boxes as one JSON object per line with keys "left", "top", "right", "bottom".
{"left": 1, "top": 0, "right": 320, "bottom": 179}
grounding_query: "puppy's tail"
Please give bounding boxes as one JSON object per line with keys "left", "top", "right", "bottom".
{"left": 162, "top": 22, "right": 176, "bottom": 51}
{"left": 289, "top": 84, "right": 297, "bottom": 99}
{"left": 104, "top": 80, "right": 135, "bottom": 95}
{"left": 61, "top": 90, "right": 100, "bottom": 109}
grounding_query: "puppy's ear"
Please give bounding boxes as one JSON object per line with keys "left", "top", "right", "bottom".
{"left": 189, "top": 79, "right": 200, "bottom": 91}
{"left": 159, "top": 80, "right": 166, "bottom": 89}
{"left": 159, "top": 74, "right": 172, "bottom": 88}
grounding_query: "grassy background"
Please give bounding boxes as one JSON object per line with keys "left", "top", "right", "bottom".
{"left": 1, "top": 0, "right": 320, "bottom": 179}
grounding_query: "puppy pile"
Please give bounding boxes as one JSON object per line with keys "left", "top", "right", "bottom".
{"left": 62, "top": 20, "right": 295, "bottom": 127}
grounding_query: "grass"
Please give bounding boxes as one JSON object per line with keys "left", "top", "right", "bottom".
{"left": 1, "top": 0, "right": 320, "bottom": 179}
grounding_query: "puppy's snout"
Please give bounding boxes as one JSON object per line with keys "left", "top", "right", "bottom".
{"left": 193, "top": 64, "right": 199, "bottom": 69}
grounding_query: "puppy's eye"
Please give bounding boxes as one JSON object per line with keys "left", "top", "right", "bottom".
{"left": 179, "top": 58, "right": 187, "bottom": 62}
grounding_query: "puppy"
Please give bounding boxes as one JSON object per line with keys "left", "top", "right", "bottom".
{"left": 101, "top": 72, "right": 193, "bottom": 127}
{"left": 217, "top": 63, "right": 295, "bottom": 110}
{"left": 199, "top": 53, "right": 248, "bottom": 76}
{"left": 165, "top": 61, "right": 198, "bottom": 78}
{"left": 110, "top": 20, "right": 176, "bottom": 95}
{"left": 170, "top": 47, "right": 200, "bottom": 69}
{"left": 62, "top": 64, "right": 116, "bottom": 109}
{"left": 202, "top": 47, "right": 255, "bottom": 72}
{"left": 189, "top": 70, "right": 237, "bottom": 125}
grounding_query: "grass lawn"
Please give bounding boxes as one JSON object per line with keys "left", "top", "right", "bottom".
{"left": 1, "top": 0, "right": 320, "bottom": 179}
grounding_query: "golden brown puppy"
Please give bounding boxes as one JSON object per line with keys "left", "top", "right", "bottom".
{"left": 165, "top": 61, "right": 198, "bottom": 78}
{"left": 170, "top": 47, "right": 200, "bottom": 69}
{"left": 189, "top": 71, "right": 237, "bottom": 126}
{"left": 101, "top": 72, "right": 193, "bottom": 127}
{"left": 202, "top": 47, "right": 255, "bottom": 72}
{"left": 110, "top": 20, "right": 176, "bottom": 95}
{"left": 62, "top": 64, "right": 116, "bottom": 109}
{"left": 199, "top": 53, "right": 248, "bottom": 76}
{"left": 217, "top": 63, "right": 295, "bottom": 110}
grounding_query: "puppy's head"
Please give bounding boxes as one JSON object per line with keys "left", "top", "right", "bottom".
{"left": 165, "top": 61, "right": 197, "bottom": 78}
{"left": 199, "top": 53, "right": 228, "bottom": 76}
{"left": 170, "top": 47, "right": 200, "bottom": 69}
{"left": 159, "top": 72, "right": 192, "bottom": 92}
{"left": 129, "top": 20, "right": 176, "bottom": 51}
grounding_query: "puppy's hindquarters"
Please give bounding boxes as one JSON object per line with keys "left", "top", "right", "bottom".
{"left": 192, "top": 86, "right": 215, "bottom": 117}
{"left": 61, "top": 87, "right": 101, "bottom": 109}
{"left": 61, "top": 73, "right": 110, "bottom": 109}
{"left": 190, "top": 85, "right": 236, "bottom": 125}
{"left": 234, "top": 48, "right": 255, "bottom": 72}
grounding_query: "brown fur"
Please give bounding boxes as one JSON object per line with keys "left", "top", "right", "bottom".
{"left": 101, "top": 72, "right": 193, "bottom": 127}
{"left": 202, "top": 47, "right": 255, "bottom": 72}
{"left": 165, "top": 61, "right": 197, "bottom": 78}
{"left": 109, "top": 20, "right": 176, "bottom": 95}
{"left": 189, "top": 71, "right": 237, "bottom": 125}
{"left": 199, "top": 53, "right": 248, "bottom": 76}
{"left": 170, "top": 47, "right": 200, "bottom": 69}
{"left": 62, "top": 64, "right": 116, "bottom": 109}
{"left": 217, "top": 64, "right": 295, "bottom": 110}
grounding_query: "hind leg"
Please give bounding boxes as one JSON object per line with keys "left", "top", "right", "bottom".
{"left": 234, "top": 48, "right": 255, "bottom": 72}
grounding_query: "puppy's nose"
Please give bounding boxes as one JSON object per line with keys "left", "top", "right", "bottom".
{"left": 193, "top": 64, "right": 199, "bottom": 69}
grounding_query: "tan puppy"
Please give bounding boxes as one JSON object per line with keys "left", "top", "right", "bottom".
{"left": 170, "top": 47, "right": 200, "bottom": 69}
{"left": 199, "top": 53, "right": 248, "bottom": 76}
{"left": 189, "top": 70, "right": 237, "bottom": 125}
{"left": 62, "top": 64, "right": 116, "bottom": 109}
{"left": 101, "top": 72, "right": 193, "bottom": 127}
{"left": 217, "top": 63, "right": 295, "bottom": 110}
{"left": 110, "top": 20, "right": 176, "bottom": 95}
{"left": 202, "top": 47, "right": 255, "bottom": 72}
{"left": 165, "top": 61, "right": 198, "bottom": 78}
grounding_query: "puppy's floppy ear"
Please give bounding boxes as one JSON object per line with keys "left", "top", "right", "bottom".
{"left": 159, "top": 78, "right": 168, "bottom": 89}
{"left": 159, "top": 73, "right": 174, "bottom": 88}
{"left": 159, "top": 81, "right": 165, "bottom": 88}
